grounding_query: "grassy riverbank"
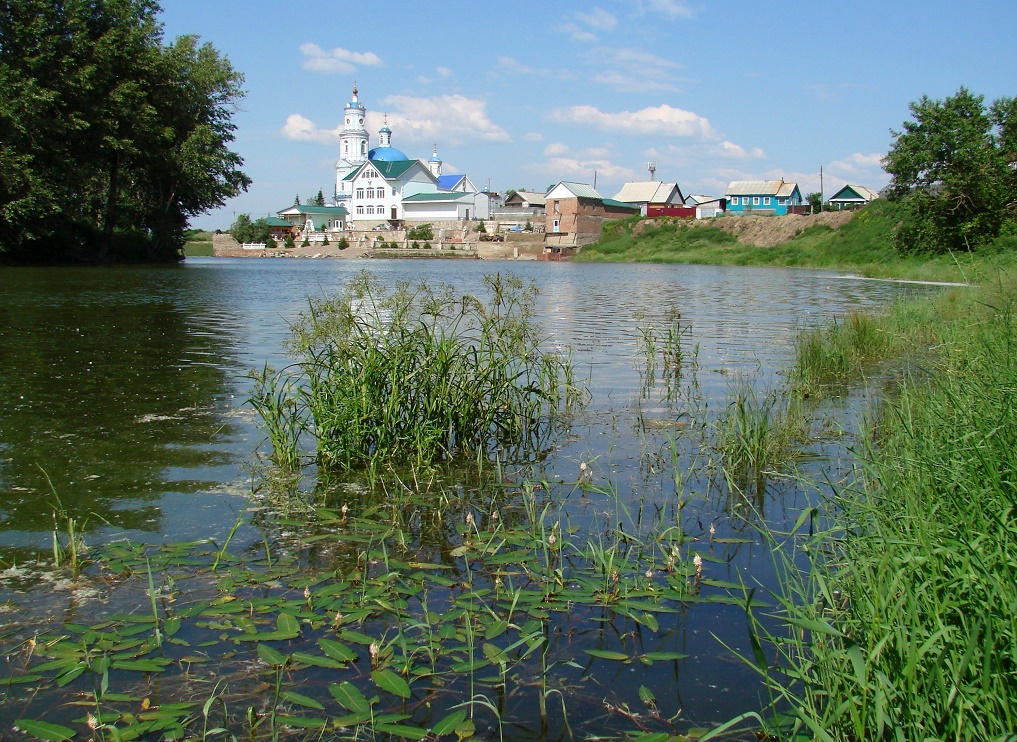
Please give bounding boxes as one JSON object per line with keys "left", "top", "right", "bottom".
{"left": 751, "top": 272, "right": 1017, "bottom": 739}
{"left": 575, "top": 200, "right": 1017, "bottom": 283}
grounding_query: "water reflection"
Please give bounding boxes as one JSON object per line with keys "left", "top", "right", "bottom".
{"left": 0, "top": 266, "right": 243, "bottom": 551}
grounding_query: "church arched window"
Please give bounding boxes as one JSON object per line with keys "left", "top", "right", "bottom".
{"left": 344, "top": 142, "right": 348, "bottom": 155}
{"left": 361, "top": 142, "right": 367, "bottom": 156}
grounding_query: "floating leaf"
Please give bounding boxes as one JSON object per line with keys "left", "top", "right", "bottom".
{"left": 276, "top": 613, "right": 300, "bottom": 636}
{"left": 432, "top": 709, "right": 467, "bottom": 736}
{"left": 638, "top": 685, "right": 656, "bottom": 706}
{"left": 111, "top": 659, "right": 169, "bottom": 673}
{"left": 330, "top": 681, "right": 371, "bottom": 713}
{"left": 256, "top": 644, "right": 287, "bottom": 667}
{"left": 372, "top": 668, "right": 411, "bottom": 699}
{"left": 281, "top": 691, "right": 324, "bottom": 710}
{"left": 275, "top": 716, "right": 326, "bottom": 729}
{"left": 374, "top": 723, "right": 427, "bottom": 739}
{"left": 583, "top": 649, "right": 629, "bottom": 661}
{"left": 14, "top": 719, "right": 76, "bottom": 741}
{"left": 290, "top": 652, "right": 345, "bottom": 669}
{"left": 319, "top": 639, "right": 357, "bottom": 662}
{"left": 643, "top": 651, "right": 688, "bottom": 661}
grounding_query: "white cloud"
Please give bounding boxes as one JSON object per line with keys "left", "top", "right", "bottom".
{"left": 551, "top": 104, "right": 718, "bottom": 139}
{"left": 544, "top": 142, "right": 570, "bottom": 156}
{"left": 299, "top": 43, "right": 382, "bottom": 74}
{"left": 717, "top": 140, "right": 766, "bottom": 159}
{"left": 377, "top": 95, "right": 511, "bottom": 145}
{"left": 436, "top": 67, "right": 452, "bottom": 78}
{"left": 524, "top": 132, "right": 544, "bottom": 142}
{"left": 495, "top": 57, "right": 574, "bottom": 80}
{"left": 829, "top": 152, "right": 884, "bottom": 174}
{"left": 637, "top": 0, "right": 695, "bottom": 19}
{"left": 589, "top": 48, "right": 687, "bottom": 93}
{"left": 537, "top": 157, "right": 638, "bottom": 183}
{"left": 554, "top": 22, "right": 597, "bottom": 42}
{"left": 281, "top": 114, "right": 340, "bottom": 144}
{"left": 577, "top": 8, "right": 617, "bottom": 31}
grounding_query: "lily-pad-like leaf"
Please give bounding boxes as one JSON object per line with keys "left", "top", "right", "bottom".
{"left": 318, "top": 638, "right": 357, "bottom": 662}
{"left": 330, "top": 681, "right": 371, "bottom": 713}
{"left": 14, "top": 719, "right": 76, "bottom": 741}
{"left": 583, "top": 649, "right": 629, "bottom": 661}
{"left": 277, "top": 613, "right": 300, "bottom": 636}
{"left": 372, "top": 668, "right": 411, "bottom": 699}
{"left": 257, "top": 644, "right": 287, "bottom": 667}
{"left": 281, "top": 691, "right": 324, "bottom": 710}
{"left": 432, "top": 709, "right": 467, "bottom": 736}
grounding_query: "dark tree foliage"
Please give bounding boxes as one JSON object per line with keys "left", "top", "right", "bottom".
{"left": 0, "top": 0, "right": 250, "bottom": 263}
{"left": 883, "top": 87, "right": 1016, "bottom": 254}
{"left": 312, "top": 189, "right": 326, "bottom": 207}
{"left": 228, "top": 213, "right": 269, "bottom": 244}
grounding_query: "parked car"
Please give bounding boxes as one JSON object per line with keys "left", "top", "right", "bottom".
{"left": 372, "top": 223, "right": 389, "bottom": 231}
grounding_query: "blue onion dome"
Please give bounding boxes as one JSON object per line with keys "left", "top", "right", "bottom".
{"left": 368, "top": 146, "right": 408, "bottom": 161}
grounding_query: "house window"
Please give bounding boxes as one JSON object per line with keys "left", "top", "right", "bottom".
{"left": 356, "top": 206, "right": 364, "bottom": 215}
{"left": 553, "top": 201, "right": 560, "bottom": 215}
{"left": 366, "top": 188, "right": 374, "bottom": 198}
{"left": 753, "top": 197, "right": 760, "bottom": 205}
{"left": 356, "top": 189, "right": 364, "bottom": 199}
{"left": 392, "top": 188, "right": 397, "bottom": 196}
{"left": 366, "top": 206, "right": 374, "bottom": 215}
{"left": 731, "top": 197, "right": 739, "bottom": 206}
{"left": 763, "top": 197, "right": 771, "bottom": 205}
{"left": 553, "top": 219, "right": 560, "bottom": 233}
{"left": 778, "top": 198, "right": 786, "bottom": 205}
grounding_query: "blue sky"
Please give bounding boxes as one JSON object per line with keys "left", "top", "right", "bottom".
{"left": 160, "top": 1, "right": 1017, "bottom": 230}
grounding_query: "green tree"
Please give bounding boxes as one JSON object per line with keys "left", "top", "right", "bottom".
{"left": 312, "top": 190, "right": 326, "bottom": 207}
{"left": 294, "top": 194, "right": 300, "bottom": 205}
{"left": 883, "top": 87, "right": 1014, "bottom": 253}
{"left": 0, "top": 0, "right": 249, "bottom": 264}
{"left": 805, "top": 192, "right": 823, "bottom": 213}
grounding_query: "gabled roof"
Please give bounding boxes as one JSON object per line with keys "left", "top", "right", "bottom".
{"left": 612, "top": 181, "right": 683, "bottom": 204}
{"left": 726, "top": 180, "right": 791, "bottom": 196}
{"left": 547, "top": 181, "right": 603, "bottom": 200}
{"left": 344, "top": 158, "right": 425, "bottom": 182}
{"left": 264, "top": 217, "right": 291, "bottom": 227}
{"left": 277, "top": 205, "right": 349, "bottom": 216}
{"left": 505, "top": 190, "right": 546, "bottom": 206}
{"left": 684, "top": 194, "right": 722, "bottom": 206}
{"left": 436, "top": 174, "right": 471, "bottom": 191}
{"left": 829, "top": 184, "right": 880, "bottom": 202}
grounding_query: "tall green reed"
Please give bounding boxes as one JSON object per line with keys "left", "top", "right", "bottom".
{"left": 251, "top": 271, "right": 583, "bottom": 473}
{"left": 745, "top": 276, "right": 1017, "bottom": 741}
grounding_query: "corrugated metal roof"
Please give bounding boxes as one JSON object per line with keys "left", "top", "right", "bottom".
{"left": 436, "top": 174, "right": 465, "bottom": 191}
{"left": 830, "top": 184, "right": 880, "bottom": 202}
{"left": 726, "top": 180, "right": 786, "bottom": 196}
{"left": 602, "top": 199, "right": 642, "bottom": 211}
{"left": 613, "top": 181, "right": 680, "bottom": 204}
{"left": 509, "top": 191, "right": 546, "bottom": 206}
{"left": 549, "top": 182, "right": 603, "bottom": 200}
{"left": 775, "top": 182, "right": 799, "bottom": 198}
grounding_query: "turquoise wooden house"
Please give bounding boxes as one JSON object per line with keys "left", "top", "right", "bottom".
{"left": 725, "top": 179, "right": 802, "bottom": 215}
{"left": 828, "top": 184, "right": 880, "bottom": 210}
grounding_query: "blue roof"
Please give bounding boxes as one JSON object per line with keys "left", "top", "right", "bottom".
{"left": 367, "top": 145, "right": 408, "bottom": 161}
{"left": 437, "top": 174, "right": 465, "bottom": 191}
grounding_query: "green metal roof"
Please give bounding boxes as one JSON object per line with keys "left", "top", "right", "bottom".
{"left": 264, "top": 217, "right": 291, "bottom": 226}
{"left": 343, "top": 158, "right": 420, "bottom": 181}
{"left": 602, "top": 199, "right": 641, "bottom": 211}
{"left": 403, "top": 192, "right": 471, "bottom": 202}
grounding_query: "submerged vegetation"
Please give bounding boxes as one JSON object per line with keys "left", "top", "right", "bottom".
{"left": 251, "top": 272, "right": 583, "bottom": 471}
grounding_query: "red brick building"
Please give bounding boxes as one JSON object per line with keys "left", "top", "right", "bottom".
{"left": 544, "top": 182, "right": 640, "bottom": 251}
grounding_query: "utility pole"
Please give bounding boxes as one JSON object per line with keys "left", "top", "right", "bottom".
{"left": 820, "top": 166, "right": 824, "bottom": 212}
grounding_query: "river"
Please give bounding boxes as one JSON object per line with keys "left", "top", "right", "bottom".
{"left": 0, "top": 258, "right": 924, "bottom": 739}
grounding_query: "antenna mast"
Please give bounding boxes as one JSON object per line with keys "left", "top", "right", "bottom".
{"left": 648, "top": 161, "right": 656, "bottom": 181}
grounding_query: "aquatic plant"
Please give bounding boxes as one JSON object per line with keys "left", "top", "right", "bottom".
{"left": 744, "top": 275, "right": 1017, "bottom": 740}
{"left": 252, "top": 272, "right": 584, "bottom": 472}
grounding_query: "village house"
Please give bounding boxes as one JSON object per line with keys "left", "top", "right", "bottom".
{"left": 612, "top": 181, "right": 685, "bottom": 216}
{"left": 828, "top": 184, "right": 880, "bottom": 210}
{"left": 544, "top": 181, "right": 640, "bottom": 250}
{"left": 725, "top": 179, "right": 802, "bottom": 216}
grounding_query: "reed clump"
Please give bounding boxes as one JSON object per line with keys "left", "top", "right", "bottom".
{"left": 252, "top": 271, "right": 583, "bottom": 471}
{"left": 747, "top": 274, "right": 1017, "bottom": 740}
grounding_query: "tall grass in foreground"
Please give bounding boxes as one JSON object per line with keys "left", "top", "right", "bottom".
{"left": 251, "top": 271, "right": 584, "bottom": 471}
{"left": 746, "top": 276, "right": 1017, "bottom": 740}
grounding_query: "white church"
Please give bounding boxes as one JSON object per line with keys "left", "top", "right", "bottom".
{"left": 331, "top": 85, "right": 494, "bottom": 224}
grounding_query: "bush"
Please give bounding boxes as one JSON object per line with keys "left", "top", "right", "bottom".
{"left": 301, "top": 236, "right": 310, "bottom": 247}
{"left": 265, "top": 237, "right": 277, "bottom": 249}
{"left": 250, "top": 272, "right": 583, "bottom": 470}
{"left": 283, "top": 235, "right": 295, "bottom": 248}
{"left": 337, "top": 236, "right": 349, "bottom": 250}
{"left": 407, "top": 223, "right": 433, "bottom": 241}
{"left": 476, "top": 221, "right": 487, "bottom": 233}
{"left": 322, "top": 234, "right": 329, "bottom": 245}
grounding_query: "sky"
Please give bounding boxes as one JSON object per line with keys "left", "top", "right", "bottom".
{"left": 158, "top": 0, "right": 1017, "bottom": 231}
